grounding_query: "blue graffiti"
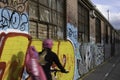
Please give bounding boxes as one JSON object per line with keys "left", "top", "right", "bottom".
{"left": 0, "top": 8, "right": 28, "bottom": 32}
{"left": 67, "top": 23, "right": 81, "bottom": 80}
{"left": 67, "top": 23, "right": 78, "bottom": 48}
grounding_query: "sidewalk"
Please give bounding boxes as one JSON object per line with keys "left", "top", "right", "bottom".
{"left": 79, "top": 54, "right": 120, "bottom": 80}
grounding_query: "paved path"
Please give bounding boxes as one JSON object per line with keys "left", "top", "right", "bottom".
{"left": 79, "top": 54, "right": 120, "bottom": 80}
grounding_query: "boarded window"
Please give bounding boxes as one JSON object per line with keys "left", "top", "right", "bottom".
{"left": 52, "top": 11, "right": 57, "bottom": 24}
{"left": 39, "top": 0, "right": 48, "bottom": 6}
{"left": 57, "top": 0, "right": 64, "bottom": 12}
{"left": 49, "top": 25, "right": 57, "bottom": 39}
{"left": 78, "top": 3, "right": 89, "bottom": 42}
{"left": 38, "top": 24, "right": 47, "bottom": 39}
{"left": 29, "top": 1, "right": 38, "bottom": 20}
{"left": 95, "top": 18, "right": 101, "bottom": 43}
{"left": 39, "top": 6, "right": 50, "bottom": 22}
{"left": 51, "top": 0, "right": 57, "bottom": 10}
{"left": 105, "top": 24, "right": 108, "bottom": 43}
{"left": 29, "top": 0, "right": 65, "bottom": 40}
{"left": 29, "top": 21, "right": 37, "bottom": 38}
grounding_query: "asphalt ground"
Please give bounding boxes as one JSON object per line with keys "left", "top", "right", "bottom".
{"left": 79, "top": 54, "right": 120, "bottom": 80}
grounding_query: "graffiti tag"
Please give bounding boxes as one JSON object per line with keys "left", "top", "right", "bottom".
{"left": 0, "top": 8, "right": 28, "bottom": 31}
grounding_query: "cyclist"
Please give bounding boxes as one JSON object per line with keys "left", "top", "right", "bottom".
{"left": 39, "top": 39, "right": 68, "bottom": 80}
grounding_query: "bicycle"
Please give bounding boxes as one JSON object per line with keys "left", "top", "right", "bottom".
{"left": 51, "top": 68, "right": 69, "bottom": 80}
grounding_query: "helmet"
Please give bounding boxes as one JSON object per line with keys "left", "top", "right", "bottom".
{"left": 42, "top": 39, "right": 53, "bottom": 49}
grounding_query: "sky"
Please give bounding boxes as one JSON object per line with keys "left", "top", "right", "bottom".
{"left": 91, "top": 0, "right": 120, "bottom": 30}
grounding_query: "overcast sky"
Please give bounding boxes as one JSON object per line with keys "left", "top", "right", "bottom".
{"left": 91, "top": 0, "right": 120, "bottom": 30}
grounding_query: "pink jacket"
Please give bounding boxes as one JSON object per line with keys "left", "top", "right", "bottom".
{"left": 25, "top": 46, "right": 46, "bottom": 80}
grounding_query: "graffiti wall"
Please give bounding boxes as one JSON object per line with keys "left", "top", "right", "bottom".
{"left": 31, "top": 40, "right": 75, "bottom": 80}
{"left": 0, "top": 35, "right": 105, "bottom": 80}
{"left": 94, "top": 44, "right": 104, "bottom": 66}
{"left": 0, "top": 32, "right": 31, "bottom": 80}
{"left": 0, "top": 0, "right": 28, "bottom": 33}
{"left": 67, "top": 23, "right": 81, "bottom": 79}
{"left": 78, "top": 43, "right": 93, "bottom": 76}
{"left": 0, "top": 0, "right": 106, "bottom": 80}
{"left": 0, "top": 0, "right": 29, "bottom": 79}
{"left": 66, "top": 22, "right": 105, "bottom": 79}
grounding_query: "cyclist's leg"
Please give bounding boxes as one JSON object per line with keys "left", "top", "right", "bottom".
{"left": 47, "top": 74, "right": 52, "bottom": 80}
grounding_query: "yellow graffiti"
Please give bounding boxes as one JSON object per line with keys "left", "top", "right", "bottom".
{"left": 0, "top": 33, "right": 31, "bottom": 80}
{"left": 0, "top": 38, "right": 75, "bottom": 80}
{"left": 31, "top": 40, "right": 75, "bottom": 80}
{"left": 56, "top": 41, "right": 75, "bottom": 80}
{"left": 31, "top": 40, "right": 43, "bottom": 52}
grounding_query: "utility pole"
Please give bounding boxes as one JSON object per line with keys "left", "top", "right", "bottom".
{"left": 107, "top": 9, "right": 109, "bottom": 21}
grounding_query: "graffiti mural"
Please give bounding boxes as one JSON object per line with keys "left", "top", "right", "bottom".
{"left": 77, "top": 42, "right": 104, "bottom": 76}
{"left": 67, "top": 23, "right": 81, "bottom": 80}
{"left": 78, "top": 43, "right": 93, "bottom": 75}
{"left": 0, "top": 0, "right": 106, "bottom": 80}
{"left": 0, "top": 0, "right": 29, "bottom": 80}
{"left": 0, "top": 0, "right": 28, "bottom": 33}
{"left": 0, "top": 0, "right": 28, "bottom": 12}
{"left": 66, "top": 23, "right": 104, "bottom": 78}
{"left": 0, "top": 32, "right": 31, "bottom": 80}
{"left": 67, "top": 23, "right": 78, "bottom": 49}
{"left": 0, "top": 8, "right": 28, "bottom": 31}
{"left": 31, "top": 40, "right": 75, "bottom": 80}
{"left": 94, "top": 44, "right": 104, "bottom": 66}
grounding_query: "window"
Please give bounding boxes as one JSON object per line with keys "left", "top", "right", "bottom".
{"left": 51, "top": 0, "right": 57, "bottom": 10}
{"left": 108, "top": 27, "right": 110, "bottom": 43}
{"left": 38, "top": 24, "right": 47, "bottom": 39}
{"left": 29, "top": 0, "right": 65, "bottom": 40}
{"left": 29, "top": 1, "right": 38, "bottom": 20}
{"left": 52, "top": 11, "right": 57, "bottom": 24}
{"left": 39, "top": 0, "right": 48, "bottom": 6}
{"left": 78, "top": 3, "right": 89, "bottom": 42}
{"left": 29, "top": 22, "right": 37, "bottom": 38}
{"left": 112, "top": 30, "right": 115, "bottom": 44}
{"left": 105, "top": 24, "right": 108, "bottom": 43}
{"left": 49, "top": 25, "right": 57, "bottom": 38}
{"left": 39, "top": 5, "right": 50, "bottom": 22}
{"left": 95, "top": 18, "right": 101, "bottom": 43}
{"left": 57, "top": 0, "right": 64, "bottom": 12}
{"left": 110, "top": 27, "right": 112, "bottom": 44}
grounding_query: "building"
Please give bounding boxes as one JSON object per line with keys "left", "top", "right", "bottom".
{"left": 0, "top": 0, "right": 120, "bottom": 80}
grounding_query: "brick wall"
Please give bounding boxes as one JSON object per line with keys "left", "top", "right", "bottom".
{"left": 67, "top": 0, "right": 78, "bottom": 26}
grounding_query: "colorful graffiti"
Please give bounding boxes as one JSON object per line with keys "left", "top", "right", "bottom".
{"left": 67, "top": 23, "right": 81, "bottom": 80}
{"left": 94, "top": 44, "right": 104, "bottom": 66}
{"left": 0, "top": 8, "right": 28, "bottom": 31}
{"left": 67, "top": 23, "right": 78, "bottom": 48}
{"left": 0, "top": 32, "right": 105, "bottom": 80}
{"left": 0, "top": 0, "right": 28, "bottom": 33}
{"left": 0, "top": 0, "right": 28, "bottom": 12}
{"left": 0, "top": 32, "right": 31, "bottom": 80}
{"left": 78, "top": 43, "right": 93, "bottom": 75}
{"left": 77, "top": 43, "right": 104, "bottom": 76}
{"left": 67, "top": 23, "right": 105, "bottom": 79}
{"left": 31, "top": 40, "right": 75, "bottom": 80}
{"left": 0, "top": 0, "right": 106, "bottom": 80}
{"left": 0, "top": 0, "right": 29, "bottom": 79}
